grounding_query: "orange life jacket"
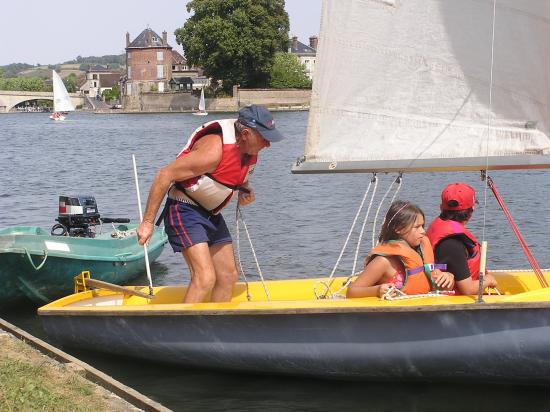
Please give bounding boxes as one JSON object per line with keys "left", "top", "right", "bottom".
{"left": 426, "top": 217, "right": 481, "bottom": 281}
{"left": 367, "top": 237, "right": 445, "bottom": 294}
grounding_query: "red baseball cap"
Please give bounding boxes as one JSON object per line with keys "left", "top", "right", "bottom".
{"left": 440, "top": 183, "right": 477, "bottom": 211}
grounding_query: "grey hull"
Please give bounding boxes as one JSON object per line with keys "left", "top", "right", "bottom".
{"left": 40, "top": 305, "right": 550, "bottom": 382}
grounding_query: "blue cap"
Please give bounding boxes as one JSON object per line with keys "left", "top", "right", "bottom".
{"left": 237, "top": 105, "right": 285, "bottom": 143}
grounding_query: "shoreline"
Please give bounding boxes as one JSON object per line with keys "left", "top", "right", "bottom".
{"left": 0, "top": 317, "right": 171, "bottom": 412}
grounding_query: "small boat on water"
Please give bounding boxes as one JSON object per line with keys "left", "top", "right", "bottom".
{"left": 38, "top": 271, "right": 550, "bottom": 382}
{"left": 193, "top": 88, "right": 208, "bottom": 116}
{"left": 49, "top": 70, "right": 74, "bottom": 121}
{"left": 0, "top": 196, "right": 167, "bottom": 307}
{"left": 39, "top": 0, "right": 550, "bottom": 382}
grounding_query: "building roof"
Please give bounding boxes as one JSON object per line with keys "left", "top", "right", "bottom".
{"left": 169, "top": 76, "right": 194, "bottom": 84}
{"left": 290, "top": 39, "right": 316, "bottom": 55}
{"left": 128, "top": 28, "right": 171, "bottom": 49}
{"left": 99, "top": 73, "right": 120, "bottom": 88}
{"left": 171, "top": 50, "right": 187, "bottom": 64}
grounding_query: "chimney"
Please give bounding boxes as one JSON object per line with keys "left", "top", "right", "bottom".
{"left": 162, "top": 31, "right": 167, "bottom": 46}
{"left": 126, "top": 32, "right": 130, "bottom": 47}
{"left": 309, "top": 36, "right": 318, "bottom": 50}
{"left": 146, "top": 30, "right": 152, "bottom": 46}
{"left": 292, "top": 36, "right": 298, "bottom": 51}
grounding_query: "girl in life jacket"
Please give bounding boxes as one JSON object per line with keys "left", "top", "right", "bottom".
{"left": 346, "top": 201, "right": 455, "bottom": 299}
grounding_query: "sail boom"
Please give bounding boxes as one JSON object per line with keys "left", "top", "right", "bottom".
{"left": 291, "top": 155, "right": 550, "bottom": 174}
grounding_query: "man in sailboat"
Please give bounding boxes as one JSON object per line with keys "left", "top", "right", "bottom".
{"left": 427, "top": 183, "right": 498, "bottom": 295}
{"left": 137, "top": 104, "right": 284, "bottom": 303}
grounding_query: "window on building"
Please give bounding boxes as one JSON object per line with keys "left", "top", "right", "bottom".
{"left": 172, "top": 65, "right": 176, "bottom": 70}
{"left": 127, "top": 83, "right": 132, "bottom": 95}
{"left": 158, "top": 82, "right": 164, "bottom": 92}
{"left": 93, "top": 81, "right": 97, "bottom": 87}
{"left": 157, "top": 51, "right": 163, "bottom": 61}
{"left": 128, "top": 53, "right": 131, "bottom": 59}
{"left": 157, "top": 65, "right": 164, "bottom": 79}
{"left": 128, "top": 67, "right": 132, "bottom": 79}
{"left": 93, "top": 74, "right": 98, "bottom": 80}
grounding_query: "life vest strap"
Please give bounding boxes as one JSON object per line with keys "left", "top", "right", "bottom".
{"left": 407, "top": 263, "right": 447, "bottom": 276}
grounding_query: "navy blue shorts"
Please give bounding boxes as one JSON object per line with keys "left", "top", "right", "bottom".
{"left": 163, "top": 199, "right": 232, "bottom": 252}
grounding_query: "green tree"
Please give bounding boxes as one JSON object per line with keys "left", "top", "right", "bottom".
{"left": 101, "top": 85, "right": 120, "bottom": 102}
{"left": 0, "top": 77, "right": 46, "bottom": 91}
{"left": 63, "top": 73, "right": 78, "bottom": 93}
{"left": 269, "top": 52, "right": 311, "bottom": 88}
{"left": 175, "top": 0, "right": 289, "bottom": 93}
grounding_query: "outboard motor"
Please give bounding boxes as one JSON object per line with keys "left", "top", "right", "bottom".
{"left": 51, "top": 195, "right": 130, "bottom": 237}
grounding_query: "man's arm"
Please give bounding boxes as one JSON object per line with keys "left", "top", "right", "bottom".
{"left": 137, "top": 134, "right": 222, "bottom": 245}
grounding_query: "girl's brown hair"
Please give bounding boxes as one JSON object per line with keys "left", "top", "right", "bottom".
{"left": 378, "top": 200, "right": 424, "bottom": 243}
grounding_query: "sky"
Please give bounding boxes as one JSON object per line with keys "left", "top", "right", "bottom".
{"left": 0, "top": 0, "right": 322, "bottom": 66}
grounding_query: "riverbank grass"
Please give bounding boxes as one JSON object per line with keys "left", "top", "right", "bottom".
{"left": 0, "top": 332, "right": 133, "bottom": 411}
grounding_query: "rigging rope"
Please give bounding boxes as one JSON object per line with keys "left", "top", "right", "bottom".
{"left": 371, "top": 173, "right": 403, "bottom": 249}
{"left": 328, "top": 174, "right": 377, "bottom": 281}
{"left": 477, "top": 0, "right": 497, "bottom": 302}
{"left": 235, "top": 205, "right": 271, "bottom": 300}
{"left": 486, "top": 177, "right": 548, "bottom": 288}
{"left": 319, "top": 174, "right": 403, "bottom": 299}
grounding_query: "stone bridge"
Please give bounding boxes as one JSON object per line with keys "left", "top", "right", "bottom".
{"left": 0, "top": 90, "right": 85, "bottom": 112}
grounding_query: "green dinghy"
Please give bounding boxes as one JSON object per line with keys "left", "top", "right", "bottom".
{"left": 0, "top": 224, "right": 167, "bottom": 307}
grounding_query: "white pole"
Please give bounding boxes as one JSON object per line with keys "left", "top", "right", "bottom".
{"left": 132, "top": 154, "right": 154, "bottom": 296}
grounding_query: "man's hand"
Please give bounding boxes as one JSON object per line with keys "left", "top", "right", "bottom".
{"left": 238, "top": 187, "right": 255, "bottom": 206}
{"left": 137, "top": 220, "right": 154, "bottom": 246}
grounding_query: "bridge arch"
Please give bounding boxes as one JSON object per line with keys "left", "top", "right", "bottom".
{"left": 0, "top": 91, "right": 84, "bottom": 113}
{"left": 7, "top": 96, "right": 53, "bottom": 112}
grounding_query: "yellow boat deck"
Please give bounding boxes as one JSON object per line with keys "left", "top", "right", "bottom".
{"left": 38, "top": 270, "right": 550, "bottom": 314}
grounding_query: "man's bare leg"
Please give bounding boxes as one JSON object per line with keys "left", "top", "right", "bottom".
{"left": 209, "top": 242, "right": 238, "bottom": 302}
{"left": 182, "top": 243, "right": 217, "bottom": 303}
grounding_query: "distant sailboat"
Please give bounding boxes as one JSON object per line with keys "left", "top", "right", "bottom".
{"left": 193, "top": 87, "right": 208, "bottom": 116}
{"left": 49, "top": 70, "right": 74, "bottom": 121}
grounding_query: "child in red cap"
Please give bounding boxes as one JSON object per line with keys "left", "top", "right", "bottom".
{"left": 426, "top": 183, "right": 498, "bottom": 294}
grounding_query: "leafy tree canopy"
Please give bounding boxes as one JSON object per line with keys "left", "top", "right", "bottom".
{"left": 63, "top": 73, "right": 78, "bottom": 93}
{"left": 269, "top": 52, "right": 311, "bottom": 89}
{"left": 0, "top": 77, "right": 46, "bottom": 92}
{"left": 102, "top": 84, "right": 120, "bottom": 102}
{"left": 176, "top": 0, "right": 289, "bottom": 92}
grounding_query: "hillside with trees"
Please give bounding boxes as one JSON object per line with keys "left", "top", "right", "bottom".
{"left": 0, "top": 54, "right": 125, "bottom": 78}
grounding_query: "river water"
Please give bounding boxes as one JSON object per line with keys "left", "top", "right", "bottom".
{"left": 2, "top": 111, "right": 550, "bottom": 411}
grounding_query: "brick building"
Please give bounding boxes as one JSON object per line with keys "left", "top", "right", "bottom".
{"left": 122, "top": 28, "right": 173, "bottom": 100}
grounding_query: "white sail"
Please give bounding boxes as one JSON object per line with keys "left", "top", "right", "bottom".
{"left": 294, "top": 0, "right": 550, "bottom": 173}
{"left": 52, "top": 70, "right": 74, "bottom": 113}
{"left": 198, "top": 88, "right": 206, "bottom": 112}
